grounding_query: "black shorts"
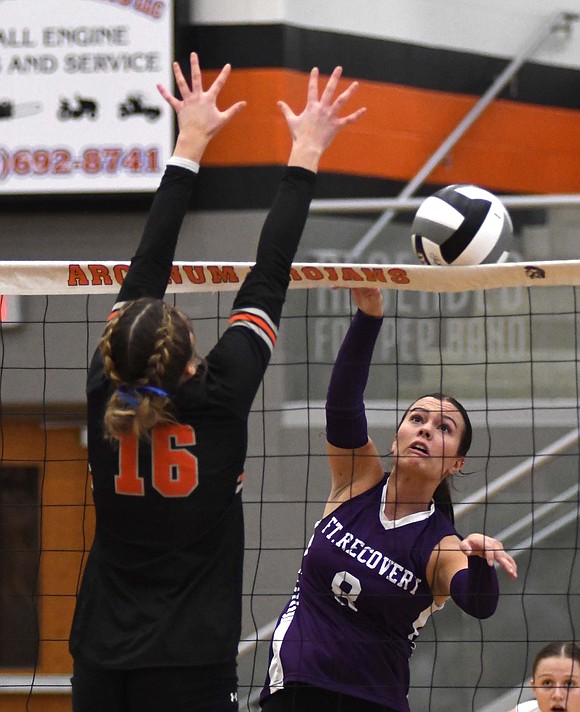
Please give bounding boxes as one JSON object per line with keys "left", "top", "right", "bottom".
{"left": 71, "top": 659, "right": 238, "bottom": 712}
{"left": 260, "top": 684, "right": 399, "bottom": 712}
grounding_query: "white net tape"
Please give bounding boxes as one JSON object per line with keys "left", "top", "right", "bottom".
{"left": 0, "top": 259, "right": 579, "bottom": 295}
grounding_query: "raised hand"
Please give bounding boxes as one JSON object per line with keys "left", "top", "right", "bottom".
{"left": 351, "top": 287, "right": 384, "bottom": 318}
{"left": 280, "top": 66, "right": 366, "bottom": 171}
{"left": 460, "top": 533, "right": 518, "bottom": 579}
{"left": 157, "top": 52, "right": 246, "bottom": 162}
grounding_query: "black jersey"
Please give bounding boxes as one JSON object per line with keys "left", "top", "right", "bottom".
{"left": 69, "top": 164, "right": 316, "bottom": 669}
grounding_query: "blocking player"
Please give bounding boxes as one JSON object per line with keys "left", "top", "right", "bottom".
{"left": 69, "top": 53, "right": 365, "bottom": 712}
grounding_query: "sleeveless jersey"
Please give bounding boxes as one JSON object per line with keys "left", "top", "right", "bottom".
{"left": 261, "top": 475, "right": 458, "bottom": 711}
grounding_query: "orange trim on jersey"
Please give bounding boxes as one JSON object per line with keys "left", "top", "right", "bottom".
{"left": 236, "top": 471, "right": 244, "bottom": 493}
{"left": 107, "top": 301, "right": 128, "bottom": 321}
{"left": 200, "top": 68, "right": 580, "bottom": 194}
{"left": 228, "top": 312, "right": 277, "bottom": 345}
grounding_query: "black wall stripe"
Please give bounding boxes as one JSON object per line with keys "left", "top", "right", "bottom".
{"left": 1, "top": 165, "right": 545, "bottom": 227}
{"left": 178, "top": 24, "right": 580, "bottom": 110}
{"left": 194, "top": 166, "right": 411, "bottom": 210}
{"left": 194, "top": 167, "right": 544, "bottom": 232}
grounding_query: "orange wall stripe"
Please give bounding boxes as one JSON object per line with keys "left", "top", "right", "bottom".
{"left": 202, "top": 68, "right": 580, "bottom": 194}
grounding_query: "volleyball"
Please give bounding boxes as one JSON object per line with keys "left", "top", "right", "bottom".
{"left": 411, "top": 184, "right": 513, "bottom": 266}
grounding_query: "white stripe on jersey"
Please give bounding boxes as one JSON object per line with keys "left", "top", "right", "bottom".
{"left": 228, "top": 320, "right": 275, "bottom": 353}
{"left": 408, "top": 600, "right": 445, "bottom": 647}
{"left": 228, "top": 307, "right": 278, "bottom": 354}
{"left": 267, "top": 578, "right": 301, "bottom": 695}
{"left": 235, "top": 473, "right": 244, "bottom": 494}
{"left": 267, "top": 615, "right": 293, "bottom": 695}
{"left": 231, "top": 306, "right": 277, "bottom": 332}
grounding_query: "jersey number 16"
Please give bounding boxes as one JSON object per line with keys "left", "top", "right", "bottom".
{"left": 114, "top": 424, "right": 199, "bottom": 498}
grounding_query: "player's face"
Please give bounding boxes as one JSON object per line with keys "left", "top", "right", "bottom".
{"left": 532, "top": 657, "right": 580, "bottom": 712}
{"left": 391, "top": 397, "right": 465, "bottom": 479}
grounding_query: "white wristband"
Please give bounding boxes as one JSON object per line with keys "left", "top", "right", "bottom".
{"left": 167, "top": 156, "right": 200, "bottom": 174}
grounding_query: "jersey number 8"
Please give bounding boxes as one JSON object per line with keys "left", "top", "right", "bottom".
{"left": 332, "top": 570, "right": 362, "bottom": 612}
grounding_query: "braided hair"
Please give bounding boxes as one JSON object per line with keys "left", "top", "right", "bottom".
{"left": 100, "top": 298, "right": 197, "bottom": 441}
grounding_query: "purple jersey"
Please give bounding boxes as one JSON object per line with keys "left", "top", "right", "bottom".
{"left": 261, "top": 475, "right": 458, "bottom": 711}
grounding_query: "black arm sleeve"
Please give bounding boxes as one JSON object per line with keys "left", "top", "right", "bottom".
{"left": 115, "top": 165, "right": 197, "bottom": 305}
{"left": 232, "top": 166, "right": 316, "bottom": 327}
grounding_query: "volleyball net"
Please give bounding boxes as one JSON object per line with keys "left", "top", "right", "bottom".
{"left": 0, "top": 259, "right": 578, "bottom": 711}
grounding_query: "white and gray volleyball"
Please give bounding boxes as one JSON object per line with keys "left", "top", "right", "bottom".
{"left": 411, "top": 184, "right": 513, "bottom": 266}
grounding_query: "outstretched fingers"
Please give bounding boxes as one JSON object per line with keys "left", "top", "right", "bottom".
{"left": 157, "top": 52, "right": 246, "bottom": 162}
{"left": 317, "top": 68, "right": 366, "bottom": 128}
{"left": 333, "top": 83, "right": 366, "bottom": 124}
{"left": 220, "top": 100, "right": 247, "bottom": 124}
{"left": 187, "top": 51, "right": 202, "bottom": 97}
{"left": 319, "top": 65, "right": 343, "bottom": 104}
{"left": 206, "top": 61, "right": 232, "bottom": 100}
{"left": 306, "top": 67, "right": 321, "bottom": 106}
{"left": 461, "top": 535, "right": 518, "bottom": 578}
{"left": 281, "top": 64, "right": 365, "bottom": 171}
{"left": 156, "top": 80, "right": 178, "bottom": 110}
{"left": 158, "top": 53, "right": 242, "bottom": 113}
{"left": 494, "top": 549, "right": 518, "bottom": 579}
{"left": 156, "top": 58, "right": 191, "bottom": 110}
{"left": 276, "top": 100, "right": 293, "bottom": 123}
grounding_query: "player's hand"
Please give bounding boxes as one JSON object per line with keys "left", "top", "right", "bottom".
{"left": 351, "top": 288, "right": 383, "bottom": 318}
{"left": 282, "top": 66, "right": 366, "bottom": 171}
{"left": 157, "top": 52, "right": 246, "bottom": 161}
{"left": 460, "top": 533, "right": 518, "bottom": 578}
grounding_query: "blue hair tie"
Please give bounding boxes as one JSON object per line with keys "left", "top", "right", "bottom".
{"left": 117, "top": 385, "right": 140, "bottom": 407}
{"left": 136, "top": 385, "right": 169, "bottom": 399}
{"left": 117, "top": 384, "right": 169, "bottom": 407}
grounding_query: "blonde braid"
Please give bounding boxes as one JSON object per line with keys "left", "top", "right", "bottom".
{"left": 100, "top": 302, "right": 162, "bottom": 441}
{"left": 101, "top": 300, "right": 190, "bottom": 441}
{"left": 100, "top": 307, "right": 130, "bottom": 386}
{"left": 141, "top": 303, "right": 174, "bottom": 388}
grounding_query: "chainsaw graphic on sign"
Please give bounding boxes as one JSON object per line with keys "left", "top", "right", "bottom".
{"left": 0, "top": 100, "right": 42, "bottom": 120}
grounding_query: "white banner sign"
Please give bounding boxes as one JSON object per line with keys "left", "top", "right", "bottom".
{"left": 0, "top": 0, "right": 174, "bottom": 194}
